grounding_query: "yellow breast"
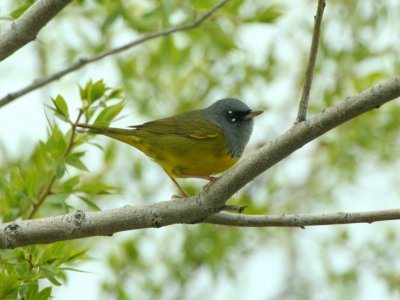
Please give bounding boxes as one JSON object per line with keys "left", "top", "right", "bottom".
{"left": 135, "top": 133, "right": 238, "bottom": 178}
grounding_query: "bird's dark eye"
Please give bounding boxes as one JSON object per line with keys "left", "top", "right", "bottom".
{"left": 226, "top": 110, "right": 237, "bottom": 123}
{"left": 226, "top": 109, "right": 251, "bottom": 123}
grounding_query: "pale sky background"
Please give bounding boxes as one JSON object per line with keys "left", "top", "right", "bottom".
{"left": 1, "top": 1, "right": 399, "bottom": 299}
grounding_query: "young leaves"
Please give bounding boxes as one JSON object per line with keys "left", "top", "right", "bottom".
{"left": 79, "top": 79, "right": 109, "bottom": 105}
{"left": 50, "top": 95, "right": 70, "bottom": 122}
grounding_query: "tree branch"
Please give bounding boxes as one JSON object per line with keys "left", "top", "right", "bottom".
{"left": 296, "top": 0, "right": 326, "bottom": 122}
{"left": 1, "top": 75, "right": 399, "bottom": 249}
{"left": 0, "top": 0, "right": 72, "bottom": 62}
{"left": 1, "top": 198, "right": 214, "bottom": 248}
{"left": 205, "top": 209, "right": 400, "bottom": 227}
{"left": 0, "top": 0, "right": 230, "bottom": 109}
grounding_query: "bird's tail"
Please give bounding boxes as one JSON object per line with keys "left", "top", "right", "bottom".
{"left": 74, "top": 123, "right": 141, "bottom": 144}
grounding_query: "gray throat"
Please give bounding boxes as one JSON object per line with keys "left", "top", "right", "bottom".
{"left": 203, "top": 110, "right": 254, "bottom": 158}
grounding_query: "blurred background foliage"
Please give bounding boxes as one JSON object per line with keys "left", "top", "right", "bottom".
{"left": 0, "top": 0, "right": 400, "bottom": 299}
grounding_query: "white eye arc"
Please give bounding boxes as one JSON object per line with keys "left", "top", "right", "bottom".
{"left": 228, "top": 110, "right": 233, "bottom": 114}
{"left": 231, "top": 118, "right": 236, "bottom": 122}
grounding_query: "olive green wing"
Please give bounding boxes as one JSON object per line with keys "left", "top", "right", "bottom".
{"left": 132, "top": 110, "right": 223, "bottom": 139}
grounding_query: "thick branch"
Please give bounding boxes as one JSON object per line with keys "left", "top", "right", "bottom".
{"left": 0, "top": 0, "right": 72, "bottom": 61}
{"left": 296, "top": 0, "right": 326, "bottom": 122}
{"left": 0, "top": 76, "right": 399, "bottom": 248}
{"left": 205, "top": 209, "right": 400, "bottom": 227}
{"left": 0, "top": 199, "right": 215, "bottom": 249}
{"left": 0, "top": 0, "right": 229, "bottom": 108}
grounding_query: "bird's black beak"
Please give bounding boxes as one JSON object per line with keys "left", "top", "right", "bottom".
{"left": 243, "top": 110, "right": 263, "bottom": 120}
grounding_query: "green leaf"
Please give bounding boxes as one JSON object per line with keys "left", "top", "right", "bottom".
{"left": 101, "top": 8, "right": 121, "bottom": 32}
{"left": 128, "top": 6, "right": 161, "bottom": 32}
{"left": 65, "top": 152, "right": 88, "bottom": 172}
{"left": 40, "top": 266, "right": 62, "bottom": 286}
{"left": 25, "top": 169, "right": 39, "bottom": 197}
{"left": 79, "top": 80, "right": 111, "bottom": 107}
{"left": 60, "top": 267, "right": 91, "bottom": 273}
{"left": 93, "top": 101, "right": 125, "bottom": 126}
{"left": 77, "top": 195, "right": 101, "bottom": 211}
{"left": 0, "top": 270, "right": 19, "bottom": 299}
{"left": 51, "top": 95, "right": 70, "bottom": 122}
{"left": 192, "top": 0, "right": 216, "bottom": 10}
{"left": 60, "top": 175, "right": 81, "bottom": 193}
{"left": 55, "top": 161, "right": 66, "bottom": 178}
{"left": 79, "top": 83, "right": 88, "bottom": 103}
{"left": 46, "top": 193, "right": 70, "bottom": 206}
{"left": 36, "top": 287, "right": 52, "bottom": 300}
{"left": 66, "top": 248, "right": 89, "bottom": 262}
{"left": 211, "top": 28, "right": 237, "bottom": 51}
{"left": 105, "top": 88, "right": 122, "bottom": 100}
{"left": 85, "top": 107, "right": 96, "bottom": 122}
{"left": 25, "top": 283, "right": 39, "bottom": 300}
{"left": 90, "top": 80, "right": 108, "bottom": 103}
{"left": 79, "top": 182, "right": 119, "bottom": 195}
{"left": 352, "top": 71, "right": 385, "bottom": 91}
{"left": 46, "top": 125, "right": 67, "bottom": 158}
{"left": 243, "top": 5, "right": 283, "bottom": 23}
{"left": 87, "top": 141, "right": 104, "bottom": 151}
{"left": 10, "top": 1, "right": 34, "bottom": 19}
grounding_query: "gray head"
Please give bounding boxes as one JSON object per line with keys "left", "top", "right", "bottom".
{"left": 203, "top": 98, "right": 263, "bottom": 158}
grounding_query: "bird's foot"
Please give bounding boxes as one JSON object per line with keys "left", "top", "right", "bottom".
{"left": 203, "top": 176, "right": 218, "bottom": 191}
{"left": 205, "top": 205, "right": 247, "bottom": 213}
{"left": 171, "top": 193, "right": 189, "bottom": 200}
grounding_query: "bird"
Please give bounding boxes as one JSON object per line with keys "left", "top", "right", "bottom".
{"left": 76, "top": 98, "right": 262, "bottom": 196}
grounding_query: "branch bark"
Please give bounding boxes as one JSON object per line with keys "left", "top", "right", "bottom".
{"left": 206, "top": 209, "right": 400, "bottom": 227}
{"left": 0, "top": 0, "right": 229, "bottom": 108}
{"left": 1, "top": 200, "right": 211, "bottom": 249}
{"left": 1, "top": 75, "right": 399, "bottom": 249}
{"left": 0, "top": 0, "right": 72, "bottom": 62}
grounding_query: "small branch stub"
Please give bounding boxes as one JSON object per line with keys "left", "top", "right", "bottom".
{"left": 4, "top": 223, "right": 22, "bottom": 248}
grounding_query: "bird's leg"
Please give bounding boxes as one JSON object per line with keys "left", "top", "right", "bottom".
{"left": 203, "top": 176, "right": 218, "bottom": 191}
{"left": 177, "top": 173, "right": 219, "bottom": 191}
{"left": 168, "top": 174, "right": 244, "bottom": 212}
{"left": 166, "top": 174, "right": 189, "bottom": 198}
{"left": 178, "top": 174, "right": 216, "bottom": 181}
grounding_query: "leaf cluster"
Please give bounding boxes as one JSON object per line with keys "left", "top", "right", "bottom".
{"left": 0, "top": 242, "right": 88, "bottom": 300}
{"left": 0, "top": 80, "right": 125, "bottom": 298}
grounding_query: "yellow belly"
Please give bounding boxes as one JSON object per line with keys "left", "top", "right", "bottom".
{"left": 158, "top": 145, "right": 238, "bottom": 178}
{"left": 112, "top": 131, "right": 238, "bottom": 178}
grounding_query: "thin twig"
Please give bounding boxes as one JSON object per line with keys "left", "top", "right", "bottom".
{"left": 0, "top": 0, "right": 229, "bottom": 109}
{"left": 26, "top": 110, "right": 84, "bottom": 219}
{"left": 205, "top": 209, "right": 400, "bottom": 228}
{"left": 296, "top": 0, "right": 326, "bottom": 123}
